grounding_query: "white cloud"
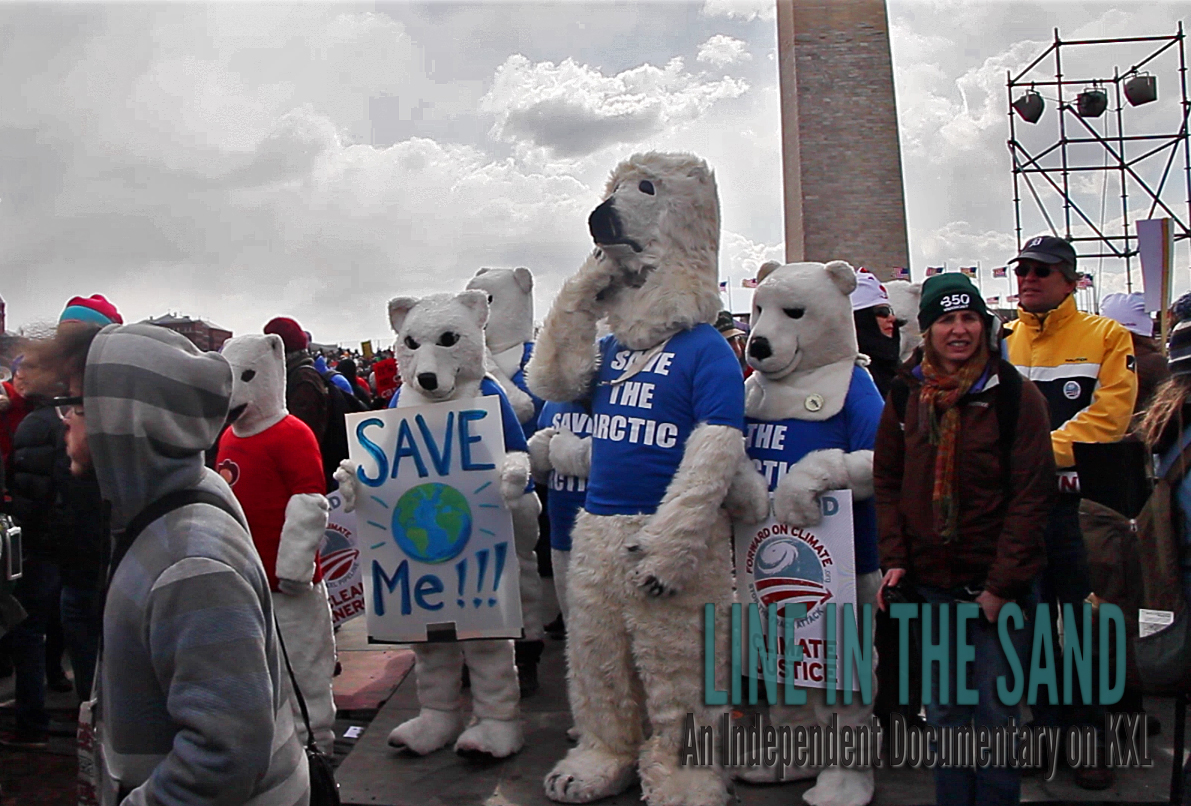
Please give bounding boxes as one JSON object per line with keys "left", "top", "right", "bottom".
{"left": 700, "top": 0, "right": 775, "bottom": 23}
{"left": 481, "top": 55, "right": 749, "bottom": 158}
{"left": 697, "top": 35, "right": 752, "bottom": 68}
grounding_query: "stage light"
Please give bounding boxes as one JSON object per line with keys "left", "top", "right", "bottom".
{"left": 1077, "top": 87, "right": 1108, "bottom": 118}
{"left": 1124, "top": 73, "right": 1157, "bottom": 106}
{"left": 1012, "top": 90, "right": 1045, "bottom": 124}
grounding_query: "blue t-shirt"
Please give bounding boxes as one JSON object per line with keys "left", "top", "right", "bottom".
{"left": 390, "top": 377, "right": 533, "bottom": 492}
{"left": 538, "top": 401, "right": 593, "bottom": 551}
{"left": 743, "top": 364, "right": 883, "bottom": 575}
{"left": 584, "top": 324, "right": 745, "bottom": 516}
{"left": 509, "top": 342, "right": 545, "bottom": 440}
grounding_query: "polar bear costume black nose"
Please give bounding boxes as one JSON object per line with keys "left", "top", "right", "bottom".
{"left": 588, "top": 198, "right": 621, "bottom": 245}
{"left": 748, "top": 336, "right": 772, "bottom": 360}
{"left": 417, "top": 372, "right": 438, "bottom": 391}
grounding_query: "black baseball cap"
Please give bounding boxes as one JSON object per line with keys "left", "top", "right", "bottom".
{"left": 1010, "top": 235, "right": 1078, "bottom": 279}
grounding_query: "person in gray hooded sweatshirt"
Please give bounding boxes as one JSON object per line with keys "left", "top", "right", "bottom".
{"left": 22, "top": 322, "right": 308, "bottom": 806}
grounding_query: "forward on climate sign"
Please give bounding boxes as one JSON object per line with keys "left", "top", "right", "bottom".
{"left": 346, "top": 396, "right": 523, "bottom": 642}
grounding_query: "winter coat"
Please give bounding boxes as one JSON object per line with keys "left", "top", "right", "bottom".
{"left": 284, "top": 351, "right": 328, "bottom": 444}
{"left": 9, "top": 405, "right": 63, "bottom": 559}
{"left": 874, "top": 356, "right": 1055, "bottom": 599}
{"left": 1132, "top": 333, "right": 1169, "bottom": 414}
{"left": 1, "top": 379, "right": 32, "bottom": 475}
{"left": 87, "top": 324, "right": 307, "bottom": 806}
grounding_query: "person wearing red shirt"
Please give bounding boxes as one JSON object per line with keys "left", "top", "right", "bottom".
{"left": 216, "top": 334, "right": 336, "bottom": 753}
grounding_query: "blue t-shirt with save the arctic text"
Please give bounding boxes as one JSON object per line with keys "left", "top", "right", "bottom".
{"left": 743, "top": 364, "right": 883, "bottom": 574}
{"left": 538, "top": 400, "right": 593, "bottom": 551}
{"left": 390, "top": 377, "right": 533, "bottom": 492}
{"left": 584, "top": 324, "right": 745, "bottom": 516}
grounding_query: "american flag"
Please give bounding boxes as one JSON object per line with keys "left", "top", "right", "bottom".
{"left": 959, "top": 266, "right": 978, "bottom": 277}
{"left": 719, "top": 280, "right": 728, "bottom": 290}
{"left": 892, "top": 267, "right": 910, "bottom": 280}
{"left": 986, "top": 295, "right": 1000, "bottom": 306}
{"left": 742, "top": 278, "right": 758, "bottom": 288}
{"left": 1007, "top": 294, "right": 1020, "bottom": 303}
{"left": 993, "top": 266, "right": 1008, "bottom": 278}
{"left": 925, "top": 266, "right": 945, "bottom": 276}
{"left": 1077, "top": 274, "right": 1095, "bottom": 289}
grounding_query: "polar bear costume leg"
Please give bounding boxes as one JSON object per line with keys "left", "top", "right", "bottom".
{"left": 455, "top": 639, "right": 524, "bottom": 758}
{"left": 551, "top": 549, "right": 571, "bottom": 622}
{"left": 509, "top": 492, "right": 544, "bottom": 641}
{"left": 274, "top": 581, "right": 338, "bottom": 754}
{"left": 388, "top": 643, "right": 466, "bottom": 755}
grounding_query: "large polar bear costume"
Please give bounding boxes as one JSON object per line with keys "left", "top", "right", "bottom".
{"left": 465, "top": 267, "right": 546, "bottom": 690}
{"left": 527, "top": 152, "right": 750, "bottom": 806}
{"left": 216, "top": 333, "right": 338, "bottom": 753}
{"left": 733, "top": 262, "right": 883, "bottom": 806}
{"left": 334, "top": 291, "right": 535, "bottom": 758}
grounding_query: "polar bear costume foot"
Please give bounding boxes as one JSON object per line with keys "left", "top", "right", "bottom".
{"left": 387, "top": 709, "right": 465, "bottom": 755}
{"left": 732, "top": 762, "right": 818, "bottom": 784}
{"left": 802, "top": 767, "right": 874, "bottom": 806}
{"left": 544, "top": 743, "right": 636, "bottom": 803}
{"left": 639, "top": 737, "right": 727, "bottom": 806}
{"left": 455, "top": 717, "right": 524, "bottom": 759}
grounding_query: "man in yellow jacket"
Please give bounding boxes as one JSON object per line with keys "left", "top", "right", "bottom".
{"left": 1005, "top": 234, "right": 1137, "bottom": 791}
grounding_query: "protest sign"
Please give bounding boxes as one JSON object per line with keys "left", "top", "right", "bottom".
{"left": 734, "top": 490, "right": 858, "bottom": 690}
{"left": 318, "top": 489, "right": 365, "bottom": 628}
{"left": 347, "top": 396, "right": 523, "bottom": 642}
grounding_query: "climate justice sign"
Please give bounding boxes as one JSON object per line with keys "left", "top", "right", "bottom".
{"left": 346, "top": 396, "right": 523, "bottom": 642}
{"left": 733, "top": 490, "right": 858, "bottom": 690}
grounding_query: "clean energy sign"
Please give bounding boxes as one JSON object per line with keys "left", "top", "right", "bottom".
{"left": 346, "top": 396, "right": 523, "bottom": 642}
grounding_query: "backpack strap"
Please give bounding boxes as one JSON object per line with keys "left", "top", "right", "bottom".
{"left": 111, "top": 489, "right": 242, "bottom": 582}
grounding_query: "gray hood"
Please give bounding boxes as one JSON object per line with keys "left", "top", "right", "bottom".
{"left": 84, "top": 324, "right": 233, "bottom": 531}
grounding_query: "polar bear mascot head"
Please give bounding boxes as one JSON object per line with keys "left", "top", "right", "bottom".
{"left": 885, "top": 279, "right": 923, "bottom": 363}
{"left": 222, "top": 333, "right": 288, "bottom": 437}
{"left": 466, "top": 268, "right": 533, "bottom": 354}
{"left": 387, "top": 291, "right": 489, "bottom": 404}
{"left": 588, "top": 151, "right": 721, "bottom": 350}
{"left": 744, "top": 260, "right": 860, "bottom": 422}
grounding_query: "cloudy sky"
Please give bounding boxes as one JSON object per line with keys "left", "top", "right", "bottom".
{"left": 1, "top": 0, "right": 1187, "bottom": 346}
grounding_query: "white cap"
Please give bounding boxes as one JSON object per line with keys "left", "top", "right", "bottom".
{"left": 1101, "top": 292, "right": 1151, "bottom": 337}
{"left": 850, "top": 268, "right": 889, "bottom": 311}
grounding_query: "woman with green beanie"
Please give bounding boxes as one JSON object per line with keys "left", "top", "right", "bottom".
{"left": 872, "top": 273, "right": 1054, "bottom": 806}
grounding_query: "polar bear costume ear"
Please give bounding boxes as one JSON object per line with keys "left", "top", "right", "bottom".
{"left": 388, "top": 297, "right": 418, "bottom": 334}
{"left": 757, "top": 260, "right": 783, "bottom": 284}
{"left": 513, "top": 267, "right": 533, "bottom": 294}
{"left": 474, "top": 267, "right": 491, "bottom": 278}
{"left": 265, "top": 333, "right": 285, "bottom": 359}
{"left": 456, "top": 289, "right": 490, "bottom": 330}
{"left": 825, "top": 260, "right": 858, "bottom": 295}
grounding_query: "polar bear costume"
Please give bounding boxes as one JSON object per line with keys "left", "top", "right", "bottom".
{"left": 527, "top": 152, "right": 749, "bottom": 806}
{"left": 465, "top": 267, "right": 547, "bottom": 688}
{"left": 334, "top": 291, "right": 533, "bottom": 759}
{"left": 884, "top": 280, "right": 922, "bottom": 365}
{"left": 732, "top": 262, "right": 883, "bottom": 806}
{"left": 215, "top": 333, "right": 337, "bottom": 753}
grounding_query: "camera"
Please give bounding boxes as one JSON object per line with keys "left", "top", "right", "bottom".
{"left": 1, "top": 514, "right": 22, "bottom": 582}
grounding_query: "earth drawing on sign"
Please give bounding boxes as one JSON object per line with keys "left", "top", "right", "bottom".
{"left": 391, "top": 482, "right": 473, "bottom": 563}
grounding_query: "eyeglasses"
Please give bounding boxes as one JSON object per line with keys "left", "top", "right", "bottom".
{"left": 50, "top": 396, "right": 84, "bottom": 421}
{"left": 872, "top": 306, "right": 894, "bottom": 318}
{"left": 1014, "top": 263, "right": 1054, "bottom": 279}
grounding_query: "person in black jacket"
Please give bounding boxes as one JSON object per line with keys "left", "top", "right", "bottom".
{"left": 2, "top": 403, "right": 63, "bottom": 747}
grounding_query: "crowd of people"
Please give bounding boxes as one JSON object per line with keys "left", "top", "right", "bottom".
{"left": 0, "top": 230, "right": 1188, "bottom": 806}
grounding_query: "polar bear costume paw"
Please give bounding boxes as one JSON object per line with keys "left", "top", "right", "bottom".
{"left": 527, "top": 427, "right": 557, "bottom": 482}
{"left": 499, "top": 452, "right": 532, "bottom": 502}
{"left": 732, "top": 762, "right": 818, "bottom": 784}
{"left": 544, "top": 745, "right": 636, "bottom": 803}
{"left": 387, "top": 709, "right": 465, "bottom": 755}
{"left": 723, "top": 454, "right": 770, "bottom": 524}
{"left": 454, "top": 717, "right": 524, "bottom": 760}
{"left": 802, "top": 767, "right": 874, "bottom": 806}
{"left": 639, "top": 741, "right": 727, "bottom": 806}
{"left": 333, "top": 460, "right": 359, "bottom": 512}
{"left": 773, "top": 449, "right": 850, "bottom": 527}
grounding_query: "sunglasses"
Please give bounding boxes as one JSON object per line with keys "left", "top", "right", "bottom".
{"left": 50, "top": 395, "right": 84, "bottom": 421}
{"left": 872, "top": 306, "right": 894, "bottom": 319}
{"left": 1013, "top": 263, "right": 1055, "bottom": 279}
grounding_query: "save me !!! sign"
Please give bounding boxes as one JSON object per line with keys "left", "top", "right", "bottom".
{"left": 346, "top": 396, "right": 523, "bottom": 642}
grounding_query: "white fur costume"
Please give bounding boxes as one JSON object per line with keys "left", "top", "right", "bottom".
{"left": 219, "top": 334, "right": 337, "bottom": 753}
{"left": 884, "top": 280, "right": 922, "bottom": 365}
{"left": 465, "top": 267, "right": 545, "bottom": 645}
{"left": 334, "top": 291, "right": 533, "bottom": 759}
{"left": 729, "top": 262, "right": 882, "bottom": 806}
{"left": 527, "top": 153, "right": 741, "bottom": 806}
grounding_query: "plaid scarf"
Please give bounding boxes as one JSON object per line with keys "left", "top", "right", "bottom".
{"left": 918, "top": 345, "right": 989, "bottom": 540}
